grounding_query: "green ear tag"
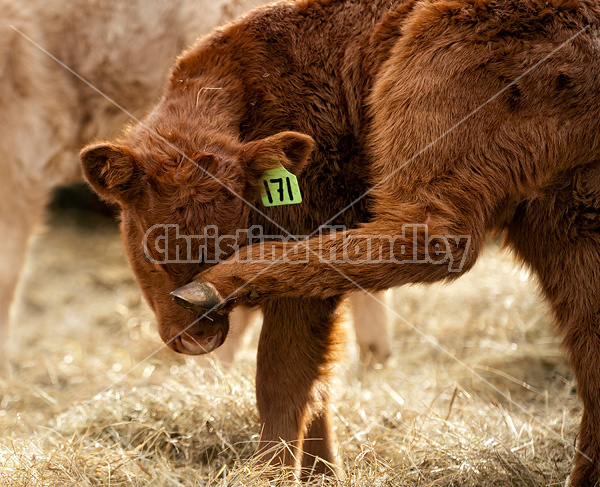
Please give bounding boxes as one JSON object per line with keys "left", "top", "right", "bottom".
{"left": 260, "top": 165, "right": 303, "bottom": 207}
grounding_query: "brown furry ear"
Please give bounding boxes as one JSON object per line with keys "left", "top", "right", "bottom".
{"left": 80, "top": 143, "right": 140, "bottom": 203}
{"left": 241, "top": 131, "right": 315, "bottom": 178}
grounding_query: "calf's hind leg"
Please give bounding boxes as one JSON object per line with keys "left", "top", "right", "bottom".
{"left": 506, "top": 167, "right": 600, "bottom": 487}
{"left": 349, "top": 290, "right": 392, "bottom": 366}
{"left": 255, "top": 297, "right": 343, "bottom": 478}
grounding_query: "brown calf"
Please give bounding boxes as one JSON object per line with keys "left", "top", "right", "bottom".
{"left": 81, "top": 0, "right": 600, "bottom": 484}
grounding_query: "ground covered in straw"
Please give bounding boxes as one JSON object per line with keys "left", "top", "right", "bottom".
{"left": 0, "top": 209, "right": 579, "bottom": 486}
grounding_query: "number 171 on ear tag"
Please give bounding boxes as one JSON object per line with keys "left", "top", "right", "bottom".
{"left": 260, "top": 166, "right": 303, "bottom": 207}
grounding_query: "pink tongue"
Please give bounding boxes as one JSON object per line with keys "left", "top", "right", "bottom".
{"left": 180, "top": 332, "right": 221, "bottom": 355}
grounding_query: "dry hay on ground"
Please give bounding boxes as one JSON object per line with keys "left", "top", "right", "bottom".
{"left": 0, "top": 211, "right": 577, "bottom": 486}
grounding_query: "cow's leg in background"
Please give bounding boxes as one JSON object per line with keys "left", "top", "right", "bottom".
{"left": 349, "top": 290, "right": 392, "bottom": 366}
{"left": 0, "top": 198, "right": 48, "bottom": 376}
{"left": 255, "top": 297, "right": 343, "bottom": 478}
{"left": 506, "top": 166, "right": 600, "bottom": 487}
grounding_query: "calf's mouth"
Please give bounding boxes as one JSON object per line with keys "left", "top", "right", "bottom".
{"left": 173, "top": 329, "right": 226, "bottom": 355}
{"left": 165, "top": 312, "right": 229, "bottom": 356}
{"left": 166, "top": 280, "right": 230, "bottom": 355}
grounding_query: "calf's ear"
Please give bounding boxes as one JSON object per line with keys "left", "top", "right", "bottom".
{"left": 80, "top": 143, "right": 140, "bottom": 203}
{"left": 241, "top": 131, "right": 315, "bottom": 178}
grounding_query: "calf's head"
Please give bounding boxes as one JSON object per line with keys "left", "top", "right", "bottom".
{"left": 80, "top": 130, "right": 314, "bottom": 355}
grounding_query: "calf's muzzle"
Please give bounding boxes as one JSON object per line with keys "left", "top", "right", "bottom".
{"left": 167, "top": 281, "right": 230, "bottom": 355}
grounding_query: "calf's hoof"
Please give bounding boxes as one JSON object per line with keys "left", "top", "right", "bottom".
{"left": 359, "top": 341, "right": 391, "bottom": 368}
{"left": 171, "top": 280, "right": 226, "bottom": 315}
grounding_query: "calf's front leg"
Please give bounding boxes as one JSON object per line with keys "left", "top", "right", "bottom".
{"left": 184, "top": 210, "right": 481, "bottom": 307}
{"left": 255, "top": 297, "right": 343, "bottom": 479}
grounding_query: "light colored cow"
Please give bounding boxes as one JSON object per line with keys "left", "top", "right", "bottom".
{"left": 0, "top": 0, "right": 391, "bottom": 374}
